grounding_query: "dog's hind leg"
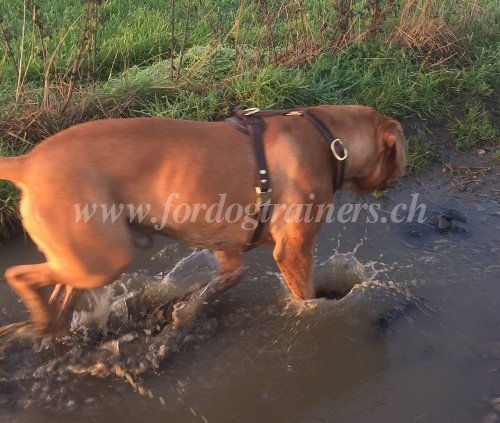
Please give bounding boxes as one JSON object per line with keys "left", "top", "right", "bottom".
{"left": 3, "top": 263, "right": 56, "bottom": 335}
{"left": 48, "top": 285, "right": 83, "bottom": 335}
{"left": 207, "top": 250, "right": 245, "bottom": 300}
{"left": 172, "top": 251, "right": 245, "bottom": 328}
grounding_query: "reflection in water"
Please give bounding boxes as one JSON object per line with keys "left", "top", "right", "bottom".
{"left": 0, "top": 171, "right": 499, "bottom": 423}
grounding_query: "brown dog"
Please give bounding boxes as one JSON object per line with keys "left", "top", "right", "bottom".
{"left": 0, "top": 105, "right": 405, "bottom": 335}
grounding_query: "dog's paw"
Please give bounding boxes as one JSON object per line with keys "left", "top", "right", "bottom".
{"left": 0, "top": 321, "right": 44, "bottom": 340}
{"left": 171, "top": 299, "right": 203, "bottom": 330}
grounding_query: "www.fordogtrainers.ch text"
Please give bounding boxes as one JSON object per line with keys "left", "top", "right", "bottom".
{"left": 73, "top": 193, "right": 427, "bottom": 230}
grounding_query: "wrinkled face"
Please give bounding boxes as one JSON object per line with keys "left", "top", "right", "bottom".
{"left": 348, "top": 118, "right": 406, "bottom": 195}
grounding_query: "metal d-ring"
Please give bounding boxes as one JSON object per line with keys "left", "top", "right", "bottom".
{"left": 330, "top": 138, "right": 348, "bottom": 161}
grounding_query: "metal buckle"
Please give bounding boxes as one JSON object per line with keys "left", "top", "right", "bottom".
{"left": 255, "top": 187, "right": 272, "bottom": 206}
{"left": 330, "top": 138, "right": 348, "bottom": 161}
{"left": 243, "top": 108, "right": 260, "bottom": 116}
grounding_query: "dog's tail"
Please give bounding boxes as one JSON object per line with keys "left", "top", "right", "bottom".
{"left": 0, "top": 156, "right": 25, "bottom": 184}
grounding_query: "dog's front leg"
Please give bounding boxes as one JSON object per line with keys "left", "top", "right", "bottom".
{"left": 273, "top": 233, "right": 316, "bottom": 300}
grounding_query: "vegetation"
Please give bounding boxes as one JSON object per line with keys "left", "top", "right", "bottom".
{"left": 406, "top": 133, "right": 438, "bottom": 173}
{"left": 449, "top": 102, "right": 499, "bottom": 149}
{"left": 0, "top": 141, "right": 30, "bottom": 238}
{"left": 0, "top": 0, "right": 498, "bottom": 234}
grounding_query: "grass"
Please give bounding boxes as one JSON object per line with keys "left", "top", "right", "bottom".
{"left": 0, "top": 180, "right": 19, "bottom": 239}
{"left": 448, "top": 102, "right": 499, "bottom": 149}
{"left": 0, "top": 0, "right": 499, "bottom": 236}
{"left": 0, "top": 142, "right": 30, "bottom": 239}
{"left": 406, "top": 133, "right": 439, "bottom": 173}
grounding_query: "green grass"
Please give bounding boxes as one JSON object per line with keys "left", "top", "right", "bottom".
{"left": 449, "top": 102, "right": 499, "bottom": 149}
{"left": 0, "top": 180, "right": 19, "bottom": 240}
{"left": 372, "top": 190, "right": 389, "bottom": 200}
{"left": 406, "top": 133, "right": 439, "bottom": 173}
{"left": 304, "top": 44, "right": 453, "bottom": 119}
{"left": 0, "top": 142, "right": 26, "bottom": 240}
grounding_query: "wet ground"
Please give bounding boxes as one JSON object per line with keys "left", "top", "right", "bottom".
{"left": 0, "top": 154, "right": 499, "bottom": 423}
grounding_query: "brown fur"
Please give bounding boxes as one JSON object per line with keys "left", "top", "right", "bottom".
{"left": 0, "top": 105, "right": 405, "bottom": 335}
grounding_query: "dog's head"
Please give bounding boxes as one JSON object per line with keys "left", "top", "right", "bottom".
{"left": 376, "top": 118, "right": 406, "bottom": 190}
{"left": 345, "top": 116, "right": 406, "bottom": 195}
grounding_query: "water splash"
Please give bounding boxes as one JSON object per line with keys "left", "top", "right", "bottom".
{"left": 284, "top": 249, "right": 422, "bottom": 327}
{"left": 0, "top": 248, "right": 420, "bottom": 411}
{"left": 0, "top": 250, "right": 221, "bottom": 409}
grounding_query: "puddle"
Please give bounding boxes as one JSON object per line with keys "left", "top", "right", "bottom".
{"left": 0, "top": 161, "right": 499, "bottom": 423}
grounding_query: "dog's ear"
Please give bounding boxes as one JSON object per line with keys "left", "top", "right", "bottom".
{"left": 381, "top": 119, "right": 406, "bottom": 185}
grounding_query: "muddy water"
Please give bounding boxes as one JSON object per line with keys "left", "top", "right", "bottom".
{"left": 1, "top": 166, "right": 499, "bottom": 423}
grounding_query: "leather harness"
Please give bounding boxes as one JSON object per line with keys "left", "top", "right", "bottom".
{"left": 225, "top": 108, "right": 348, "bottom": 250}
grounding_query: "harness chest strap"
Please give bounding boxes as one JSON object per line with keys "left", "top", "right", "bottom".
{"left": 229, "top": 108, "right": 348, "bottom": 249}
{"left": 240, "top": 112, "right": 273, "bottom": 248}
{"left": 300, "top": 109, "right": 348, "bottom": 190}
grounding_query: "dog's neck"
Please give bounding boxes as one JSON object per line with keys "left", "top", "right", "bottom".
{"left": 332, "top": 128, "right": 381, "bottom": 194}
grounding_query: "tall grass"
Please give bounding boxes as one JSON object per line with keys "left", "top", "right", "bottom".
{"left": 1, "top": 0, "right": 496, "bottom": 97}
